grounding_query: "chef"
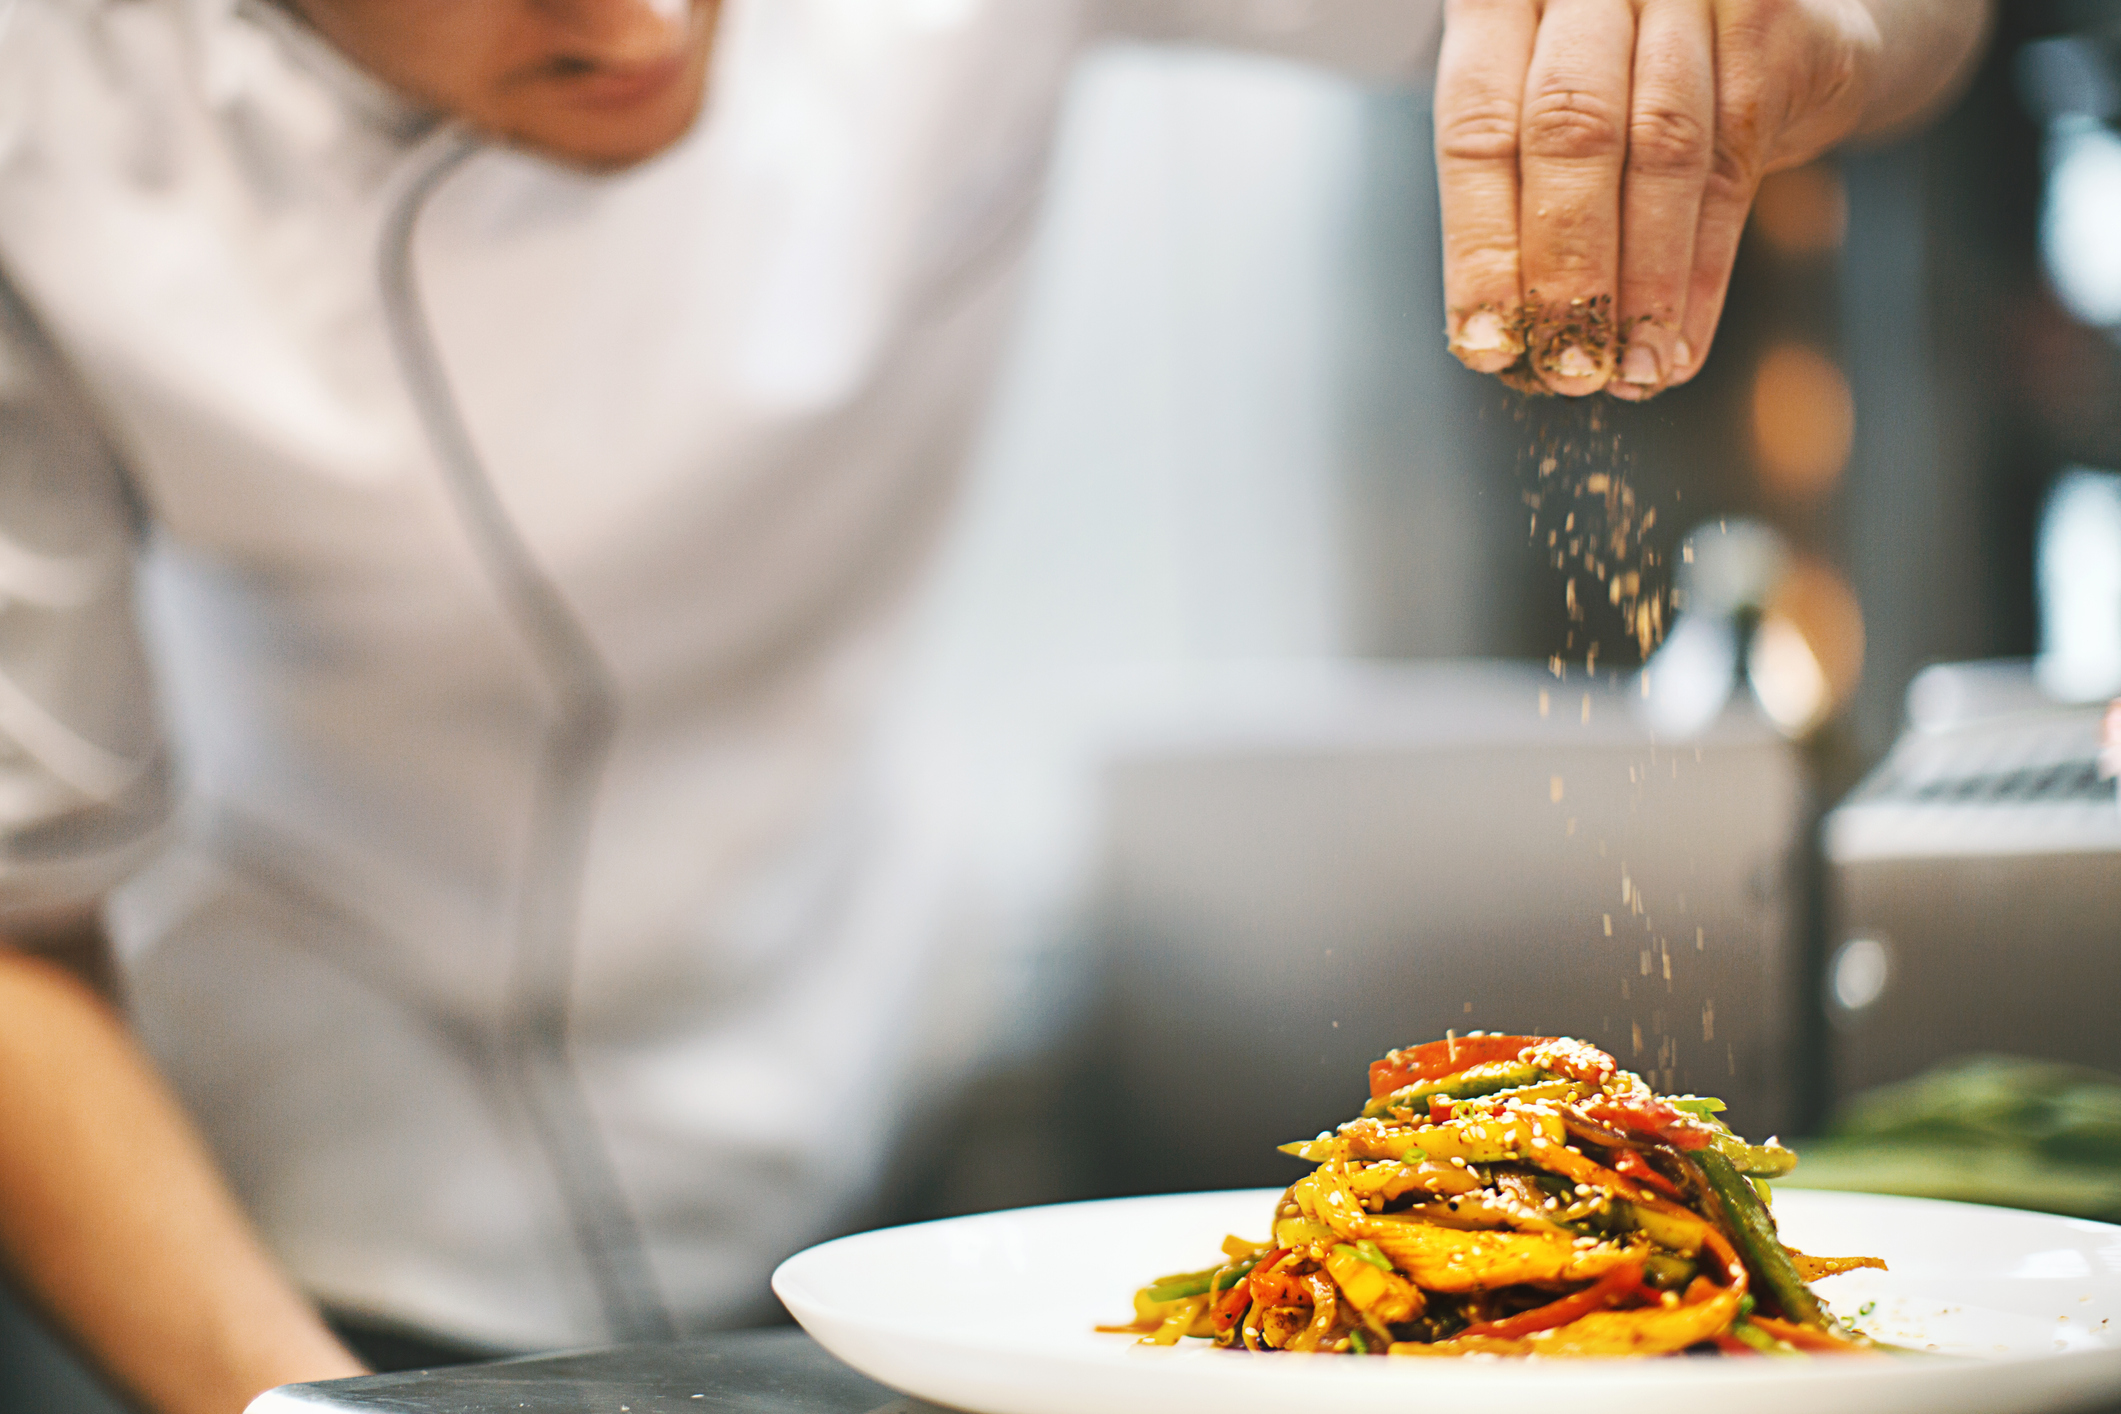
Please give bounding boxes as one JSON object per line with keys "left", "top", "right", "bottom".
{"left": 0, "top": 0, "right": 1988, "bottom": 1373}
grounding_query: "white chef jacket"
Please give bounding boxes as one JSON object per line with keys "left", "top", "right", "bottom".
{"left": 0, "top": 0, "right": 1438, "bottom": 1350}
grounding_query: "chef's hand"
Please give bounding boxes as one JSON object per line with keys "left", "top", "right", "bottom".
{"left": 1434, "top": 0, "right": 1991, "bottom": 398}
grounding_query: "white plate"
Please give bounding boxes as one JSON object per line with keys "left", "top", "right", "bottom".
{"left": 774, "top": 1188, "right": 2121, "bottom": 1414}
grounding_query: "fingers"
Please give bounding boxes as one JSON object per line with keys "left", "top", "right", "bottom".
{"left": 1662, "top": 167, "right": 1754, "bottom": 389}
{"left": 1435, "top": 0, "right": 1540, "bottom": 373}
{"left": 1516, "top": 0, "right": 1637, "bottom": 395}
{"left": 1665, "top": 2, "right": 1777, "bottom": 390}
{"left": 1436, "top": 0, "right": 1809, "bottom": 398}
{"left": 1606, "top": 0, "right": 1715, "bottom": 402}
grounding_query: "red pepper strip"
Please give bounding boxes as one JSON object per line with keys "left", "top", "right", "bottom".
{"left": 1682, "top": 1276, "right": 1722, "bottom": 1305}
{"left": 1245, "top": 1249, "right": 1299, "bottom": 1308}
{"left": 1582, "top": 1095, "right": 1715, "bottom": 1151}
{"left": 1210, "top": 1279, "right": 1252, "bottom": 1332}
{"left": 1518, "top": 1038, "right": 1620, "bottom": 1086}
{"left": 1710, "top": 1333, "right": 1760, "bottom": 1355}
{"left": 1535, "top": 1142, "right": 1703, "bottom": 1229}
{"left": 1610, "top": 1148, "right": 1686, "bottom": 1200}
{"left": 1748, "top": 1316, "right": 1872, "bottom": 1353}
{"left": 1427, "top": 1096, "right": 1456, "bottom": 1124}
{"left": 1702, "top": 1228, "right": 1749, "bottom": 1295}
{"left": 1368, "top": 1035, "right": 1556, "bottom": 1098}
{"left": 1455, "top": 1261, "right": 1646, "bottom": 1341}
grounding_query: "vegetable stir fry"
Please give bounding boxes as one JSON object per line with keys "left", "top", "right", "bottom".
{"left": 1111, "top": 1034, "right": 1885, "bottom": 1357}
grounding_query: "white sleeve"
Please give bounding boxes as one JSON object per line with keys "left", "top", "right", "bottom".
{"left": 0, "top": 275, "right": 168, "bottom": 919}
{"left": 1090, "top": 0, "right": 1443, "bottom": 84}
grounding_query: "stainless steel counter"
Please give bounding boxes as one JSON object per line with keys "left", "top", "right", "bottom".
{"left": 220, "top": 1312, "right": 2121, "bottom": 1414}
{"left": 250, "top": 1330, "right": 942, "bottom": 1414}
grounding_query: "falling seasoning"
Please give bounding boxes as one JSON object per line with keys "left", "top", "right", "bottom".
{"left": 1513, "top": 390, "right": 1694, "bottom": 1097}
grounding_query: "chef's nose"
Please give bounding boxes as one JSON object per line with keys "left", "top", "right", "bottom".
{"left": 531, "top": 0, "right": 693, "bottom": 62}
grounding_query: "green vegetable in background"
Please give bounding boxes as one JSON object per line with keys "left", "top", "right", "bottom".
{"left": 1834, "top": 1056, "right": 2121, "bottom": 1162}
{"left": 1785, "top": 1056, "right": 2121, "bottom": 1221}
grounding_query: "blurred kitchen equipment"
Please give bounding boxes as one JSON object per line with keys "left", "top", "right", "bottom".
{"left": 2021, "top": 31, "right": 2121, "bottom": 332}
{"left": 2038, "top": 467, "right": 2121, "bottom": 702}
{"left": 1090, "top": 660, "right": 1807, "bottom": 1196}
{"left": 1824, "top": 660, "right": 2121, "bottom": 1105}
{"left": 1640, "top": 520, "right": 1865, "bottom": 741}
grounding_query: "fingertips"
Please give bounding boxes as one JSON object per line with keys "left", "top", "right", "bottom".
{"left": 1525, "top": 294, "right": 1619, "bottom": 395}
{"left": 1450, "top": 304, "right": 1526, "bottom": 373}
{"left": 1606, "top": 329, "right": 1697, "bottom": 399}
{"left": 1605, "top": 343, "right": 1661, "bottom": 401}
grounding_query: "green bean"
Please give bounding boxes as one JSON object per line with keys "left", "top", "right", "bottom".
{"left": 1351, "top": 1240, "right": 1394, "bottom": 1273}
{"left": 1711, "top": 1134, "right": 1800, "bottom": 1178}
{"left": 1692, "top": 1149, "right": 1829, "bottom": 1327}
{"left": 1640, "top": 1252, "right": 1698, "bottom": 1290}
{"left": 1144, "top": 1254, "right": 1260, "bottom": 1304}
{"left": 1361, "top": 1061, "right": 1546, "bottom": 1119}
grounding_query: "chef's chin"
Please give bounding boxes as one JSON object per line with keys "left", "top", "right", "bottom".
{"left": 496, "top": 28, "right": 718, "bottom": 172}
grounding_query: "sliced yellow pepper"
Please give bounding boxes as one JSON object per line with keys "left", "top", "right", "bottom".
{"left": 1325, "top": 1244, "right": 1426, "bottom": 1324}
{"left": 1412, "top": 1109, "right": 1568, "bottom": 1164}
{"left": 1392, "top": 1281, "right": 1742, "bottom": 1358}
{"left": 1274, "top": 1214, "right": 1334, "bottom": 1250}
{"left": 1141, "top": 1294, "right": 1209, "bottom": 1346}
{"left": 1367, "top": 1217, "right": 1645, "bottom": 1292}
{"left": 1346, "top": 1158, "right": 1484, "bottom": 1202}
